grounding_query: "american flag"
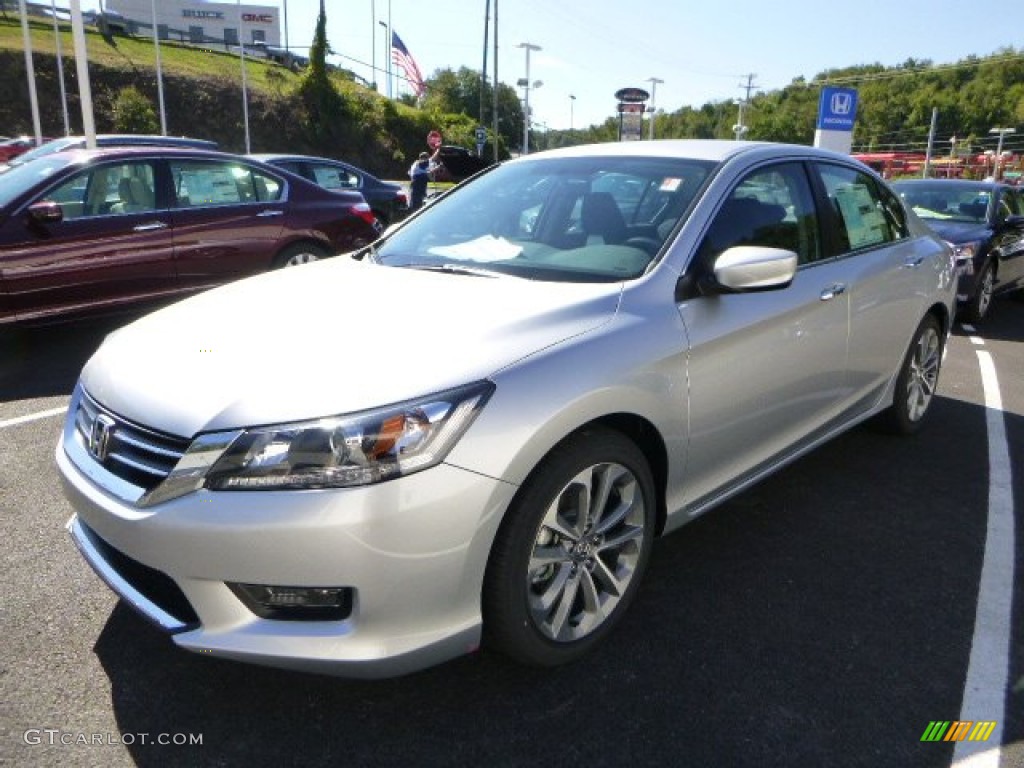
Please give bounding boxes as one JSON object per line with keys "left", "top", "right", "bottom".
{"left": 391, "top": 31, "right": 426, "bottom": 98}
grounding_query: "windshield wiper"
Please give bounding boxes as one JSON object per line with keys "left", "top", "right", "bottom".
{"left": 407, "top": 263, "right": 500, "bottom": 278}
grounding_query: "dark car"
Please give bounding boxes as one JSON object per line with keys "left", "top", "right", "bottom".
{"left": 0, "top": 147, "right": 381, "bottom": 325}
{"left": 0, "top": 134, "right": 219, "bottom": 173}
{"left": 251, "top": 154, "right": 409, "bottom": 227}
{"left": 891, "top": 178, "right": 1024, "bottom": 321}
{"left": 0, "top": 136, "right": 52, "bottom": 163}
{"left": 430, "top": 145, "right": 491, "bottom": 183}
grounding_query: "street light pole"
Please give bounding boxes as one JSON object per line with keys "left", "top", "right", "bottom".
{"left": 646, "top": 77, "right": 663, "bottom": 140}
{"left": 50, "top": 0, "right": 70, "bottom": 135}
{"left": 17, "top": 0, "right": 42, "bottom": 146}
{"left": 151, "top": 0, "right": 166, "bottom": 135}
{"left": 570, "top": 94, "right": 575, "bottom": 132}
{"left": 237, "top": 0, "right": 250, "bottom": 153}
{"left": 378, "top": 21, "right": 390, "bottom": 98}
{"left": 518, "top": 42, "right": 540, "bottom": 154}
{"left": 989, "top": 127, "right": 1016, "bottom": 181}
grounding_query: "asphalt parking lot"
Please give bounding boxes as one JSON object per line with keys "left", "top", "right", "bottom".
{"left": 1, "top": 297, "right": 1021, "bottom": 768}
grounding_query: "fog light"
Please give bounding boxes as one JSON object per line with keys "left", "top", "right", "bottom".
{"left": 228, "top": 583, "right": 353, "bottom": 621}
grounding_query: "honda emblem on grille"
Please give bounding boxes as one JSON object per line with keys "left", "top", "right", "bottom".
{"left": 88, "top": 414, "right": 116, "bottom": 462}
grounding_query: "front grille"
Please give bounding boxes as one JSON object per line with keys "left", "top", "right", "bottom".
{"left": 83, "top": 521, "right": 200, "bottom": 629}
{"left": 74, "top": 390, "right": 190, "bottom": 492}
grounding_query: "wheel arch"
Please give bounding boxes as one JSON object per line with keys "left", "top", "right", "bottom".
{"left": 505, "top": 413, "right": 670, "bottom": 537}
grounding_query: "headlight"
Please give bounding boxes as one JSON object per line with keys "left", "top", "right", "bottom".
{"left": 946, "top": 241, "right": 979, "bottom": 275}
{"left": 203, "top": 381, "right": 493, "bottom": 491}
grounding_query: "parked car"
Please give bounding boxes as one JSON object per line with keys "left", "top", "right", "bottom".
{"left": 58, "top": 140, "right": 955, "bottom": 678}
{"left": 252, "top": 154, "right": 409, "bottom": 227}
{"left": 429, "top": 144, "right": 491, "bottom": 183}
{"left": 0, "top": 147, "right": 380, "bottom": 325}
{"left": 0, "top": 134, "right": 218, "bottom": 173}
{"left": 0, "top": 135, "right": 51, "bottom": 163}
{"left": 891, "top": 178, "right": 1024, "bottom": 321}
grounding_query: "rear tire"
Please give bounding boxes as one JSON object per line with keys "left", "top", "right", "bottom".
{"left": 877, "top": 314, "right": 943, "bottom": 435}
{"left": 483, "top": 427, "right": 656, "bottom": 667}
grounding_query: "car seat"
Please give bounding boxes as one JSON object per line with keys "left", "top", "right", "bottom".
{"left": 581, "top": 192, "right": 627, "bottom": 245}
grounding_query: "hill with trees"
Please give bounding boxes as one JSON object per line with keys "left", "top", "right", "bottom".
{"left": 1, "top": 7, "right": 1021, "bottom": 177}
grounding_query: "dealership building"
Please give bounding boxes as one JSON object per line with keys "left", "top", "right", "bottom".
{"left": 105, "top": 0, "right": 281, "bottom": 47}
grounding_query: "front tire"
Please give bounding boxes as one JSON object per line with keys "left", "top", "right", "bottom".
{"left": 483, "top": 427, "right": 656, "bottom": 666}
{"left": 963, "top": 262, "right": 994, "bottom": 322}
{"left": 878, "top": 314, "right": 943, "bottom": 435}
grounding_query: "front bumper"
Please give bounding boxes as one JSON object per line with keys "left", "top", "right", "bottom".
{"left": 58, "top": 429, "right": 517, "bottom": 678}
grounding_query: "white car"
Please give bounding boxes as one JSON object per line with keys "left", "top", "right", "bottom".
{"left": 58, "top": 140, "right": 956, "bottom": 677}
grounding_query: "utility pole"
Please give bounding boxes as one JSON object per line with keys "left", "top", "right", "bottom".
{"left": 989, "top": 127, "right": 1016, "bottom": 180}
{"left": 922, "top": 107, "right": 937, "bottom": 178}
{"left": 733, "top": 73, "right": 757, "bottom": 140}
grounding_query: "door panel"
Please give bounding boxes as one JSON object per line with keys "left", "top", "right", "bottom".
{"left": 813, "top": 163, "right": 926, "bottom": 408}
{"left": 168, "top": 159, "right": 285, "bottom": 289}
{"left": 0, "top": 160, "right": 175, "bottom": 322}
{"left": 677, "top": 161, "right": 849, "bottom": 508}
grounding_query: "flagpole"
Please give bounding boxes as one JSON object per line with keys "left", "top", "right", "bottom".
{"left": 387, "top": 0, "right": 392, "bottom": 99}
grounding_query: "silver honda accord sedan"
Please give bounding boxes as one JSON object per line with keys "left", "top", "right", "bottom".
{"left": 58, "top": 140, "right": 956, "bottom": 677}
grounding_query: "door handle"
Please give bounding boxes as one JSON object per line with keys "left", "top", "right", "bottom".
{"left": 133, "top": 221, "right": 168, "bottom": 232}
{"left": 256, "top": 210, "right": 284, "bottom": 218}
{"left": 903, "top": 255, "right": 925, "bottom": 268}
{"left": 820, "top": 283, "right": 847, "bottom": 301}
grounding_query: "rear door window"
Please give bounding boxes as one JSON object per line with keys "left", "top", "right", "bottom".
{"left": 815, "top": 164, "right": 908, "bottom": 254}
{"left": 170, "top": 160, "right": 282, "bottom": 207}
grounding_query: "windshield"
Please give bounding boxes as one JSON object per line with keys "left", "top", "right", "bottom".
{"left": 4, "top": 137, "right": 80, "bottom": 170}
{"left": 892, "top": 183, "right": 992, "bottom": 224}
{"left": 373, "top": 155, "right": 715, "bottom": 282}
{"left": 0, "top": 155, "right": 75, "bottom": 209}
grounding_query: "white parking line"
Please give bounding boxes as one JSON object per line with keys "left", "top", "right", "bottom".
{"left": 951, "top": 350, "right": 1015, "bottom": 767}
{"left": 959, "top": 324, "right": 985, "bottom": 346}
{"left": 0, "top": 406, "right": 67, "bottom": 429}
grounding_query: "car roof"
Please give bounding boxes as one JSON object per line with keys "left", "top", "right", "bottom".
{"left": 515, "top": 139, "right": 862, "bottom": 166}
{"left": 250, "top": 153, "right": 357, "bottom": 167}
{"left": 49, "top": 147, "right": 284, "bottom": 173}
{"left": 890, "top": 178, "right": 1008, "bottom": 191}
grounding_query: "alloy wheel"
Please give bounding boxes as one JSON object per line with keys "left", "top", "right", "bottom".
{"left": 526, "top": 461, "right": 648, "bottom": 642}
{"left": 905, "top": 325, "right": 941, "bottom": 422}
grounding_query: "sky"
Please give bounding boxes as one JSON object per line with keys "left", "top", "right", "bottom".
{"left": 82, "top": 0, "right": 1024, "bottom": 134}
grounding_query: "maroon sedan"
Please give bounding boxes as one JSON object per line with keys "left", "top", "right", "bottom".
{"left": 0, "top": 136, "right": 50, "bottom": 163}
{"left": 0, "top": 147, "right": 381, "bottom": 325}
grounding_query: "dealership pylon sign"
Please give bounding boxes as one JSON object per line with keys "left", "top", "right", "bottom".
{"left": 814, "top": 86, "right": 858, "bottom": 154}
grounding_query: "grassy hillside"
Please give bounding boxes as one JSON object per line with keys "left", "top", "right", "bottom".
{"left": 0, "top": 14, "right": 457, "bottom": 177}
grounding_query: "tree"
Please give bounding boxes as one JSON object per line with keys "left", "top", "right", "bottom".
{"left": 298, "top": 4, "right": 348, "bottom": 145}
{"left": 423, "top": 66, "right": 523, "bottom": 155}
{"left": 112, "top": 86, "right": 158, "bottom": 134}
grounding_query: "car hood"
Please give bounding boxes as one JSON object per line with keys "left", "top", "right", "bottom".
{"left": 922, "top": 219, "right": 991, "bottom": 244}
{"left": 81, "top": 258, "right": 622, "bottom": 437}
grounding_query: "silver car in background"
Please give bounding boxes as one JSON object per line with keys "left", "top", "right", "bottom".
{"left": 58, "top": 141, "right": 956, "bottom": 677}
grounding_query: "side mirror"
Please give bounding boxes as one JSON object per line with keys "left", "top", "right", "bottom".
{"left": 713, "top": 245, "right": 798, "bottom": 291}
{"left": 27, "top": 200, "right": 63, "bottom": 225}
{"left": 1003, "top": 213, "right": 1024, "bottom": 230}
